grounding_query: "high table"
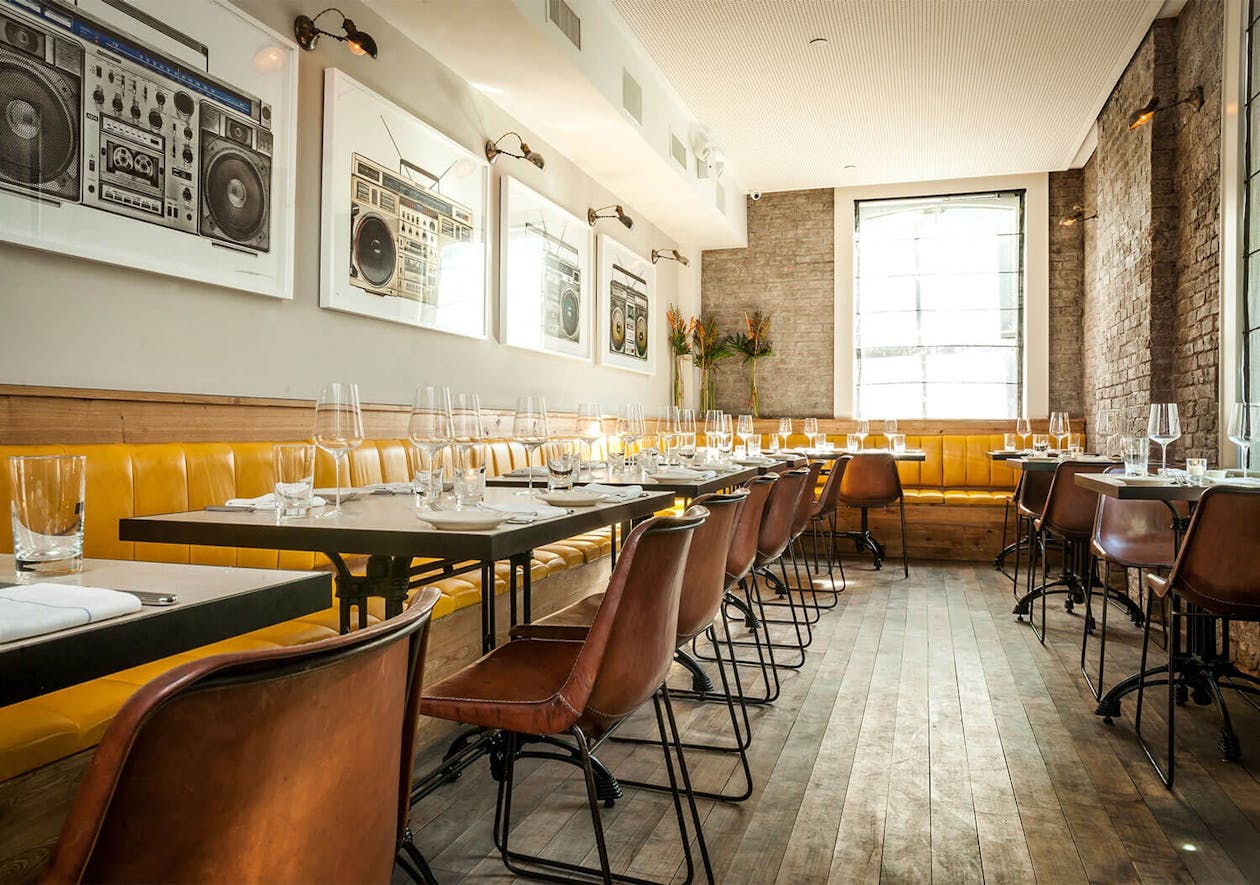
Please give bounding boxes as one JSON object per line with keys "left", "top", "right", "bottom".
{"left": 0, "top": 556, "right": 329, "bottom": 706}
{"left": 488, "top": 465, "right": 759, "bottom": 500}
{"left": 120, "top": 488, "right": 672, "bottom": 652}
{"left": 785, "top": 448, "right": 928, "bottom": 462}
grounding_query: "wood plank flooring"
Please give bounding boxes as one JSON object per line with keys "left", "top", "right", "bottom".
{"left": 404, "top": 559, "right": 1260, "bottom": 883}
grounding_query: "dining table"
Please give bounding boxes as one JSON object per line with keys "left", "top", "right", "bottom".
{"left": 119, "top": 488, "right": 672, "bottom": 653}
{"left": 487, "top": 465, "right": 759, "bottom": 501}
{"left": 0, "top": 555, "right": 330, "bottom": 706}
{"left": 787, "top": 448, "right": 928, "bottom": 462}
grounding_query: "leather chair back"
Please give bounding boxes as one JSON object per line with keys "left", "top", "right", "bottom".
{"left": 575, "top": 509, "right": 706, "bottom": 738}
{"left": 726, "top": 475, "right": 776, "bottom": 584}
{"left": 676, "top": 492, "right": 747, "bottom": 643}
{"left": 1157, "top": 487, "right": 1260, "bottom": 618}
{"left": 756, "top": 468, "right": 810, "bottom": 564}
{"left": 1091, "top": 467, "right": 1178, "bottom": 569}
{"left": 1016, "top": 469, "right": 1054, "bottom": 519}
{"left": 790, "top": 461, "right": 824, "bottom": 538}
{"left": 838, "top": 453, "right": 903, "bottom": 507}
{"left": 45, "top": 588, "right": 442, "bottom": 885}
{"left": 812, "top": 457, "right": 848, "bottom": 518}
{"left": 1039, "top": 462, "right": 1108, "bottom": 540}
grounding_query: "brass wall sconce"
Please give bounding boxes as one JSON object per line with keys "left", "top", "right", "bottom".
{"left": 588, "top": 205, "right": 633, "bottom": 229}
{"left": 651, "top": 248, "right": 690, "bottom": 267}
{"left": 294, "top": 8, "right": 378, "bottom": 58}
{"left": 1059, "top": 205, "right": 1097, "bottom": 227}
{"left": 1128, "top": 85, "right": 1203, "bottom": 130}
{"left": 485, "top": 132, "right": 545, "bottom": 169}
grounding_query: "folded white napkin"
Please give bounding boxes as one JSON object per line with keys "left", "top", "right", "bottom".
{"left": 582, "top": 483, "right": 644, "bottom": 501}
{"left": 651, "top": 468, "right": 717, "bottom": 481}
{"left": 0, "top": 583, "right": 143, "bottom": 644}
{"left": 224, "top": 493, "right": 328, "bottom": 510}
{"left": 504, "top": 467, "right": 550, "bottom": 478}
{"left": 1211, "top": 476, "right": 1260, "bottom": 487}
{"left": 366, "top": 482, "right": 414, "bottom": 495}
{"left": 479, "top": 500, "right": 567, "bottom": 519}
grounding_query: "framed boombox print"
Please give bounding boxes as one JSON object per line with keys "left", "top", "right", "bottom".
{"left": 597, "top": 235, "right": 655, "bottom": 376}
{"left": 319, "top": 68, "right": 489, "bottom": 338}
{"left": 0, "top": 0, "right": 299, "bottom": 300}
{"left": 499, "top": 176, "right": 592, "bottom": 362}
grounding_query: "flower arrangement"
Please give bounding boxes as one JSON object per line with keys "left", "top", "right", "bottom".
{"left": 690, "top": 311, "right": 733, "bottom": 412}
{"left": 727, "top": 310, "right": 774, "bottom": 416}
{"left": 666, "top": 303, "right": 693, "bottom": 408}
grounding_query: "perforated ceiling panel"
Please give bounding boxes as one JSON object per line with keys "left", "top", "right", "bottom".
{"left": 612, "top": 0, "right": 1162, "bottom": 190}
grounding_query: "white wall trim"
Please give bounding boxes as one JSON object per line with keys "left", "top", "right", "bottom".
{"left": 832, "top": 172, "right": 1051, "bottom": 420}
{"left": 1221, "top": 0, "right": 1245, "bottom": 463}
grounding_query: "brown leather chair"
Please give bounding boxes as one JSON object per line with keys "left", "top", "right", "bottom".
{"left": 514, "top": 492, "right": 753, "bottom": 802}
{"left": 783, "top": 461, "right": 828, "bottom": 618}
{"left": 749, "top": 467, "right": 814, "bottom": 666}
{"left": 418, "top": 511, "right": 712, "bottom": 883}
{"left": 837, "top": 452, "right": 908, "bottom": 577}
{"left": 1134, "top": 487, "right": 1260, "bottom": 787}
{"left": 1015, "top": 461, "right": 1107, "bottom": 643}
{"left": 45, "top": 588, "right": 442, "bottom": 885}
{"left": 1011, "top": 470, "right": 1055, "bottom": 599}
{"left": 809, "top": 457, "right": 849, "bottom": 599}
{"left": 1080, "top": 467, "right": 1177, "bottom": 700}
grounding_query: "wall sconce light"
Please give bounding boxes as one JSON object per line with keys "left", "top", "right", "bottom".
{"left": 1059, "top": 205, "right": 1097, "bottom": 227}
{"left": 1127, "top": 85, "right": 1203, "bottom": 130}
{"left": 294, "top": 8, "right": 378, "bottom": 58}
{"left": 651, "top": 248, "right": 690, "bottom": 267}
{"left": 485, "top": 132, "right": 545, "bottom": 169}
{"left": 588, "top": 205, "right": 633, "bottom": 230}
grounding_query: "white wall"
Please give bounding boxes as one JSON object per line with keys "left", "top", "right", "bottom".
{"left": 0, "top": 0, "right": 697, "bottom": 414}
{"left": 831, "top": 173, "right": 1051, "bottom": 419}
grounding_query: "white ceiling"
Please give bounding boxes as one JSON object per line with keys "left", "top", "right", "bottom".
{"left": 611, "top": 0, "right": 1165, "bottom": 192}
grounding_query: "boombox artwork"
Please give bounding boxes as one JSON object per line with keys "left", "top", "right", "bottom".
{"left": 608, "top": 262, "right": 649, "bottom": 363}
{"left": 0, "top": 0, "right": 274, "bottom": 251}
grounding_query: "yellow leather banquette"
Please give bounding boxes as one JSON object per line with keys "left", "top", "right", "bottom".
{"left": 0, "top": 439, "right": 612, "bottom": 782}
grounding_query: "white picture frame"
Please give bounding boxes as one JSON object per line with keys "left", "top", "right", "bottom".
{"left": 0, "top": 0, "right": 298, "bottom": 299}
{"left": 597, "top": 234, "right": 655, "bottom": 375}
{"left": 498, "top": 176, "right": 592, "bottom": 361}
{"left": 319, "top": 68, "right": 489, "bottom": 338}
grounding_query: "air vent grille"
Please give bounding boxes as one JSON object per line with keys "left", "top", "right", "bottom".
{"left": 622, "top": 69, "right": 643, "bottom": 124}
{"left": 547, "top": 0, "right": 581, "bottom": 50}
{"left": 670, "top": 133, "right": 686, "bottom": 168}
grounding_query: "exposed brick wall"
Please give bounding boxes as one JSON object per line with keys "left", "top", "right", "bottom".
{"left": 700, "top": 189, "right": 835, "bottom": 416}
{"left": 1048, "top": 169, "right": 1085, "bottom": 415}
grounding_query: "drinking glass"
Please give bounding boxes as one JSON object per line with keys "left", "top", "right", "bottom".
{"left": 8, "top": 454, "right": 86, "bottom": 577}
{"left": 802, "top": 417, "right": 819, "bottom": 450}
{"left": 746, "top": 434, "right": 762, "bottom": 457}
{"left": 1003, "top": 433, "right": 1017, "bottom": 451}
{"left": 313, "top": 382, "right": 365, "bottom": 517}
{"left": 1122, "top": 436, "right": 1150, "bottom": 476}
{"left": 846, "top": 433, "right": 861, "bottom": 451}
{"left": 408, "top": 386, "right": 453, "bottom": 511}
{"left": 717, "top": 414, "right": 735, "bottom": 463}
{"left": 704, "top": 409, "right": 724, "bottom": 456}
{"left": 606, "top": 421, "right": 626, "bottom": 476}
{"left": 778, "top": 417, "right": 793, "bottom": 450}
{"left": 1147, "top": 403, "right": 1181, "bottom": 474}
{"left": 657, "top": 407, "right": 680, "bottom": 466}
{"left": 1228, "top": 403, "right": 1258, "bottom": 478}
{"left": 639, "top": 430, "right": 661, "bottom": 475}
{"left": 889, "top": 433, "right": 907, "bottom": 454}
{"left": 1049, "top": 412, "right": 1070, "bottom": 453}
{"left": 1066, "top": 433, "right": 1083, "bottom": 459}
{"left": 736, "top": 414, "right": 754, "bottom": 454}
{"left": 1015, "top": 416, "right": 1031, "bottom": 452}
{"left": 884, "top": 418, "right": 899, "bottom": 441}
{"left": 1186, "top": 457, "right": 1208, "bottom": 485}
{"left": 678, "top": 409, "right": 697, "bottom": 464}
{"left": 854, "top": 419, "right": 869, "bottom": 449}
{"left": 576, "top": 402, "right": 604, "bottom": 480}
{"left": 1032, "top": 434, "right": 1050, "bottom": 454}
{"left": 544, "top": 438, "right": 579, "bottom": 491}
{"left": 451, "top": 394, "right": 486, "bottom": 508}
{"left": 1096, "top": 409, "right": 1118, "bottom": 458}
{"left": 274, "top": 443, "right": 316, "bottom": 519}
{"left": 618, "top": 404, "right": 645, "bottom": 472}
{"left": 513, "top": 396, "right": 550, "bottom": 496}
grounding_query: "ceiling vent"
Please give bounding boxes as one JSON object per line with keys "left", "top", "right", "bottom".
{"left": 547, "top": 0, "right": 581, "bottom": 50}
{"left": 670, "top": 133, "right": 686, "bottom": 168}
{"left": 622, "top": 69, "right": 643, "bottom": 125}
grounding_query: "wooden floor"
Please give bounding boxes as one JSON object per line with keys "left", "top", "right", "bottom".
{"left": 404, "top": 559, "right": 1260, "bottom": 884}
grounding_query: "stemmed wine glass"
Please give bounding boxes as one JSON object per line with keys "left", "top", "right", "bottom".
{"left": 408, "top": 386, "right": 452, "bottom": 511}
{"left": 704, "top": 410, "right": 724, "bottom": 458}
{"left": 718, "top": 413, "right": 735, "bottom": 463}
{"left": 618, "top": 404, "right": 645, "bottom": 473}
{"left": 1095, "top": 409, "right": 1118, "bottom": 458}
{"left": 513, "top": 396, "right": 550, "bottom": 496}
{"left": 1049, "top": 412, "right": 1070, "bottom": 453}
{"left": 802, "top": 417, "right": 819, "bottom": 450}
{"left": 657, "top": 407, "right": 680, "bottom": 466}
{"left": 736, "top": 414, "right": 754, "bottom": 455}
{"left": 1147, "top": 403, "right": 1181, "bottom": 475}
{"left": 576, "top": 402, "right": 604, "bottom": 480}
{"left": 450, "top": 393, "right": 486, "bottom": 508}
{"left": 678, "top": 409, "right": 697, "bottom": 464}
{"left": 1015, "top": 415, "right": 1031, "bottom": 452}
{"left": 884, "top": 418, "right": 898, "bottom": 444}
{"left": 778, "top": 417, "right": 792, "bottom": 451}
{"left": 1228, "top": 403, "right": 1258, "bottom": 478}
{"left": 854, "top": 419, "right": 869, "bottom": 450}
{"left": 313, "top": 382, "right": 365, "bottom": 518}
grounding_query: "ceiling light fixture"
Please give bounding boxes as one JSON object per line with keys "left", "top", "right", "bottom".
{"left": 808, "top": 36, "right": 829, "bottom": 47}
{"left": 1059, "top": 205, "right": 1097, "bottom": 227}
{"left": 294, "top": 8, "right": 378, "bottom": 58}
{"left": 1128, "top": 85, "right": 1203, "bottom": 130}
{"left": 588, "top": 205, "right": 633, "bottom": 230}
{"left": 485, "top": 132, "right": 545, "bottom": 169}
{"left": 651, "top": 248, "right": 690, "bottom": 267}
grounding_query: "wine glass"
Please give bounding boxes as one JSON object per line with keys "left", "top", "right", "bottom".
{"left": 855, "top": 419, "right": 869, "bottom": 449}
{"left": 408, "top": 386, "right": 452, "bottom": 510}
{"left": 313, "top": 382, "right": 365, "bottom": 518}
{"left": 618, "top": 404, "right": 645, "bottom": 473}
{"left": 1147, "top": 403, "right": 1181, "bottom": 475}
{"left": 1049, "top": 412, "right": 1069, "bottom": 453}
{"left": 1095, "top": 409, "right": 1117, "bottom": 458}
{"left": 884, "top": 418, "right": 898, "bottom": 443}
{"left": 576, "top": 402, "right": 604, "bottom": 480}
{"left": 678, "top": 409, "right": 697, "bottom": 464}
{"left": 704, "top": 410, "right": 724, "bottom": 457}
{"left": 802, "top": 417, "right": 819, "bottom": 450}
{"left": 513, "top": 396, "right": 550, "bottom": 496}
{"left": 657, "top": 407, "right": 680, "bottom": 466}
{"left": 1228, "top": 403, "right": 1258, "bottom": 478}
{"left": 736, "top": 414, "right": 754, "bottom": 455}
{"left": 450, "top": 393, "right": 486, "bottom": 509}
{"left": 718, "top": 413, "right": 735, "bottom": 463}
{"left": 778, "top": 417, "right": 793, "bottom": 451}
{"left": 1015, "top": 415, "right": 1031, "bottom": 452}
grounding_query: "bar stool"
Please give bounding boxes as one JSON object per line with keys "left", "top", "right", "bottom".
{"left": 1080, "top": 467, "right": 1172, "bottom": 700}
{"left": 45, "top": 589, "right": 443, "bottom": 884}
{"left": 1136, "top": 487, "right": 1260, "bottom": 788}
{"left": 746, "top": 467, "right": 814, "bottom": 667}
{"left": 766, "top": 461, "right": 826, "bottom": 624}
{"left": 1014, "top": 461, "right": 1107, "bottom": 643}
{"left": 808, "top": 456, "right": 849, "bottom": 601}
{"left": 418, "top": 511, "right": 713, "bottom": 884}
{"left": 1010, "top": 470, "right": 1055, "bottom": 598}
{"left": 837, "top": 452, "right": 908, "bottom": 577}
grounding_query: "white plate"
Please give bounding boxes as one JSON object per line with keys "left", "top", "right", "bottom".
{"left": 418, "top": 510, "right": 512, "bottom": 530}
{"left": 734, "top": 457, "right": 775, "bottom": 466}
{"left": 314, "top": 488, "right": 365, "bottom": 502}
{"left": 537, "top": 490, "right": 606, "bottom": 507}
{"left": 653, "top": 470, "right": 711, "bottom": 481}
{"left": 1116, "top": 476, "right": 1171, "bottom": 485}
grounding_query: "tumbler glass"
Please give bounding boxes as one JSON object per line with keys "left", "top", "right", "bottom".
{"left": 9, "top": 454, "right": 86, "bottom": 577}
{"left": 1122, "top": 437, "right": 1150, "bottom": 477}
{"left": 273, "top": 443, "right": 316, "bottom": 519}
